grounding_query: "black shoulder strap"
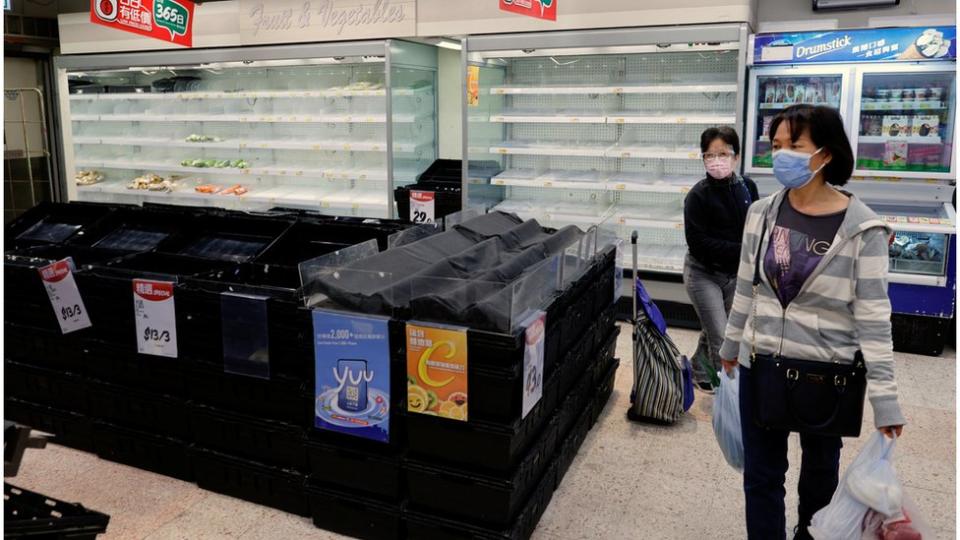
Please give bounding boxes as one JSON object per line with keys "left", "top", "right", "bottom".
{"left": 753, "top": 207, "right": 769, "bottom": 287}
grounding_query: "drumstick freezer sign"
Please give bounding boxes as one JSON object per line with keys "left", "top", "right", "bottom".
{"left": 499, "top": 0, "right": 556, "bottom": 21}
{"left": 91, "top": 0, "right": 195, "bottom": 47}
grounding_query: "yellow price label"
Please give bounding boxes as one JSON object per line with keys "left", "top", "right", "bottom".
{"left": 543, "top": 181, "right": 553, "bottom": 187}
{"left": 495, "top": 89, "right": 505, "bottom": 95}
{"left": 614, "top": 118, "right": 625, "bottom": 124}
{"left": 311, "top": 145, "right": 321, "bottom": 151}
{"left": 239, "top": 143, "right": 247, "bottom": 149}
{"left": 613, "top": 88, "right": 624, "bottom": 94}
{"left": 615, "top": 183, "right": 626, "bottom": 190}
{"left": 621, "top": 153, "right": 631, "bottom": 158}
{"left": 674, "top": 223, "right": 683, "bottom": 229}
{"left": 570, "top": 118, "right": 580, "bottom": 123}
{"left": 239, "top": 117, "right": 248, "bottom": 122}
{"left": 494, "top": 180, "right": 505, "bottom": 185}
{"left": 680, "top": 187, "right": 691, "bottom": 193}
{"left": 344, "top": 144, "right": 352, "bottom": 151}
{"left": 498, "top": 148, "right": 508, "bottom": 154}
{"left": 676, "top": 117, "right": 687, "bottom": 124}
{"left": 296, "top": 171, "right": 303, "bottom": 176}
{"left": 321, "top": 202, "right": 331, "bottom": 208}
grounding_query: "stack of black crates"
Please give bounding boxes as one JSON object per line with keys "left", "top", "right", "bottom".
{"left": 5, "top": 202, "right": 620, "bottom": 540}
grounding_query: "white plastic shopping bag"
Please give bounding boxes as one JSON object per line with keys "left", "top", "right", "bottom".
{"left": 862, "top": 492, "right": 935, "bottom": 540}
{"left": 809, "top": 433, "right": 889, "bottom": 540}
{"left": 847, "top": 433, "right": 901, "bottom": 516}
{"left": 711, "top": 369, "right": 743, "bottom": 473}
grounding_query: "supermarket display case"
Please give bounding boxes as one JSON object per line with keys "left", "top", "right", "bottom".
{"left": 745, "top": 65, "right": 853, "bottom": 173}
{"left": 54, "top": 41, "right": 438, "bottom": 218}
{"left": 851, "top": 64, "right": 956, "bottom": 178}
{"left": 463, "top": 24, "right": 749, "bottom": 277}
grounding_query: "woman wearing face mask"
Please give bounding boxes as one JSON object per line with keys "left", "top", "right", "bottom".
{"left": 720, "top": 105, "right": 905, "bottom": 539}
{"left": 683, "top": 127, "right": 759, "bottom": 392}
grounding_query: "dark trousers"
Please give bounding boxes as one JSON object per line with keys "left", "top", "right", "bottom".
{"left": 738, "top": 365, "right": 842, "bottom": 540}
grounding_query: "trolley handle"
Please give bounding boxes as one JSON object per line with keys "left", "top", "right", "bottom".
{"left": 630, "top": 230, "right": 638, "bottom": 323}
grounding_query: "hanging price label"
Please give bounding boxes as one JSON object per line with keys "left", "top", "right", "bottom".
{"left": 38, "top": 258, "right": 92, "bottom": 334}
{"left": 410, "top": 190, "right": 436, "bottom": 224}
{"left": 133, "top": 279, "right": 178, "bottom": 358}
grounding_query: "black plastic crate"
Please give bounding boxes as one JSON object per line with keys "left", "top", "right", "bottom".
{"left": 158, "top": 212, "right": 294, "bottom": 263}
{"left": 6, "top": 201, "right": 116, "bottom": 250}
{"left": 591, "top": 359, "right": 620, "bottom": 427}
{"left": 86, "top": 380, "right": 189, "bottom": 439}
{"left": 255, "top": 218, "right": 403, "bottom": 265}
{"left": 892, "top": 313, "right": 951, "bottom": 357}
{"left": 4, "top": 246, "right": 121, "bottom": 333}
{"left": 404, "top": 360, "right": 560, "bottom": 472}
{"left": 5, "top": 361, "right": 86, "bottom": 413}
{"left": 555, "top": 363, "right": 593, "bottom": 444}
{"left": 91, "top": 422, "right": 193, "bottom": 482}
{"left": 176, "top": 265, "right": 312, "bottom": 380}
{"left": 5, "top": 398, "right": 94, "bottom": 452}
{"left": 187, "top": 360, "right": 306, "bottom": 423}
{"left": 191, "top": 447, "right": 309, "bottom": 516}
{"left": 403, "top": 460, "right": 558, "bottom": 540}
{"left": 305, "top": 438, "right": 402, "bottom": 501}
{"left": 64, "top": 205, "right": 193, "bottom": 254}
{"left": 306, "top": 484, "right": 402, "bottom": 540}
{"left": 4, "top": 323, "right": 88, "bottom": 373}
{"left": 190, "top": 403, "right": 307, "bottom": 471}
{"left": 75, "top": 252, "right": 237, "bottom": 348}
{"left": 405, "top": 415, "right": 558, "bottom": 527}
{"left": 5, "top": 483, "right": 110, "bottom": 540}
{"left": 557, "top": 399, "right": 594, "bottom": 485}
{"left": 82, "top": 340, "right": 187, "bottom": 396}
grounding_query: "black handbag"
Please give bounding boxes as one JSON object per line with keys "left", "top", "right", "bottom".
{"left": 748, "top": 210, "right": 867, "bottom": 438}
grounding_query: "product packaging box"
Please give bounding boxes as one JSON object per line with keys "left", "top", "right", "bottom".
{"left": 911, "top": 115, "right": 940, "bottom": 138}
{"left": 883, "top": 140, "right": 909, "bottom": 169}
{"left": 882, "top": 116, "right": 910, "bottom": 137}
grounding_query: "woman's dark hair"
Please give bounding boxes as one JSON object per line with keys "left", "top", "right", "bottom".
{"left": 700, "top": 126, "right": 741, "bottom": 156}
{"left": 768, "top": 104, "right": 854, "bottom": 186}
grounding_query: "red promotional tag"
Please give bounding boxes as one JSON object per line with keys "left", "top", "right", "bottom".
{"left": 91, "top": 0, "right": 195, "bottom": 47}
{"left": 499, "top": 0, "right": 556, "bottom": 21}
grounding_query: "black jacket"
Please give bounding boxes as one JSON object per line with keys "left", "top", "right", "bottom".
{"left": 683, "top": 174, "right": 760, "bottom": 275}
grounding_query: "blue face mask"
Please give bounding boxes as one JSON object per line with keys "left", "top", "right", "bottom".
{"left": 772, "top": 148, "right": 826, "bottom": 189}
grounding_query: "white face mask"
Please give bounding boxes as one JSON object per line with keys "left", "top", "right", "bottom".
{"left": 705, "top": 156, "right": 735, "bottom": 180}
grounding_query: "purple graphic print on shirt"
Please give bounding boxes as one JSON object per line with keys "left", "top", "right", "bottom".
{"left": 764, "top": 197, "right": 845, "bottom": 306}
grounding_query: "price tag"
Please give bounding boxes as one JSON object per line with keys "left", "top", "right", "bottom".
{"left": 498, "top": 148, "right": 508, "bottom": 154}
{"left": 133, "top": 279, "right": 178, "bottom": 358}
{"left": 38, "top": 258, "right": 92, "bottom": 334}
{"left": 410, "top": 190, "right": 436, "bottom": 224}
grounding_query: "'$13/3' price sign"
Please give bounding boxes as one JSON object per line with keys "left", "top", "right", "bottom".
{"left": 133, "top": 279, "right": 178, "bottom": 358}
{"left": 38, "top": 257, "right": 92, "bottom": 334}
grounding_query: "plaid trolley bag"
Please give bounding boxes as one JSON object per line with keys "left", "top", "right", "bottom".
{"left": 627, "top": 231, "right": 690, "bottom": 424}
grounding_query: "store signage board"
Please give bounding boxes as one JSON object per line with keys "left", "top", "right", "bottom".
{"left": 521, "top": 310, "right": 546, "bottom": 418}
{"left": 410, "top": 190, "right": 436, "bottom": 224}
{"left": 133, "top": 279, "right": 178, "bottom": 358}
{"left": 754, "top": 26, "right": 957, "bottom": 65}
{"left": 499, "top": 0, "right": 556, "bottom": 21}
{"left": 38, "top": 258, "right": 92, "bottom": 335}
{"left": 90, "top": 0, "right": 195, "bottom": 47}
{"left": 406, "top": 323, "right": 468, "bottom": 422}
{"left": 238, "top": 0, "right": 415, "bottom": 45}
{"left": 313, "top": 311, "right": 392, "bottom": 443}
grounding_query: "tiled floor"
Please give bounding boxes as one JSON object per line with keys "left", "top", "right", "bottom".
{"left": 11, "top": 324, "right": 956, "bottom": 539}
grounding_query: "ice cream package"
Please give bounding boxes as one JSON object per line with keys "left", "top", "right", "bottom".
{"left": 883, "top": 140, "right": 909, "bottom": 169}
{"left": 882, "top": 116, "right": 910, "bottom": 137}
{"left": 911, "top": 115, "right": 940, "bottom": 138}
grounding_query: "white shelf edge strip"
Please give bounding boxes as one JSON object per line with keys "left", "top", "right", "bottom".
{"left": 74, "top": 160, "right": 392, "bottom": 181}
{"left": 67, "top": 87, "right": 430, "bottom": 100}
{"left": 488, "top": 114, "right": 735, "bottom": 125}
{"left": 72, "top": 136, "right": 422, "bottom": 153}
{"left": 72, "top": 113, "right": 421, "bottom": 124}
{"left": 489, "top": 84, "right": 738, "bottom": 95}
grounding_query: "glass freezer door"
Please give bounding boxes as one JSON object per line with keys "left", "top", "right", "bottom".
{"left": 870, "top": 202, "right": 955, "bottom": 286}
{"left": 852, "top": 65, "right": 956, "bottom": 179}
{"left": 746, "top": 66, "right": 852, "bottom": 174}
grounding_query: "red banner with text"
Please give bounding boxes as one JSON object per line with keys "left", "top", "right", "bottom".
{"left": 499, "top": 0, "right": 556, "bottom": 21}
{"left": 91, "top": 0, "right": 194, "bottom": 47}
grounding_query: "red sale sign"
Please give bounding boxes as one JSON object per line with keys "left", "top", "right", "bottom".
{"left": 91, "top": 0, "right": 194, "bottom": 47}
{"left": 499, "top": 0, "right": 556, "bottom": 21}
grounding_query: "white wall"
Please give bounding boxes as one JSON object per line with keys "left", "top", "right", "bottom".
{"left": 756, "top": 0, "right": 955, "bottom": 29}
{"left": 4, "top": 57, "right": 45, "bottom": 155}
{"left": 437, "top": 47, "right": 461, "bottom": 160}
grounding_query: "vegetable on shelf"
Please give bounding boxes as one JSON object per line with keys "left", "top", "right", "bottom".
{"left": 180, "top": 158, "right": 249, "bottom": 169}
{"left": 75, "top": 170, "right": 104, "bottom": 186}
{"left": 185, "top": 134, "right": 223, "bottom": 143}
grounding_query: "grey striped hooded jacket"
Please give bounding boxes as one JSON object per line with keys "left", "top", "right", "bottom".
{"left": 719, "top": 189, "right": 906, "bottom": 429}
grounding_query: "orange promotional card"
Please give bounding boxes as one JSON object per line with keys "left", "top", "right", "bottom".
{"left": 406, "top": 323, "right": 468, "bottom": 421}
{"left": 467, "top": 66, "right": 480, "bottom": 107}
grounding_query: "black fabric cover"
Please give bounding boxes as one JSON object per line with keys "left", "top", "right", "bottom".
{"left": 313, "top": 211, "right": 583, "bottom": 331}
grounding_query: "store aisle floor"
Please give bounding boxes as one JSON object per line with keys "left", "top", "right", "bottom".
{"left": 11, "top": 323, "right": 956, "bottom": 539}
